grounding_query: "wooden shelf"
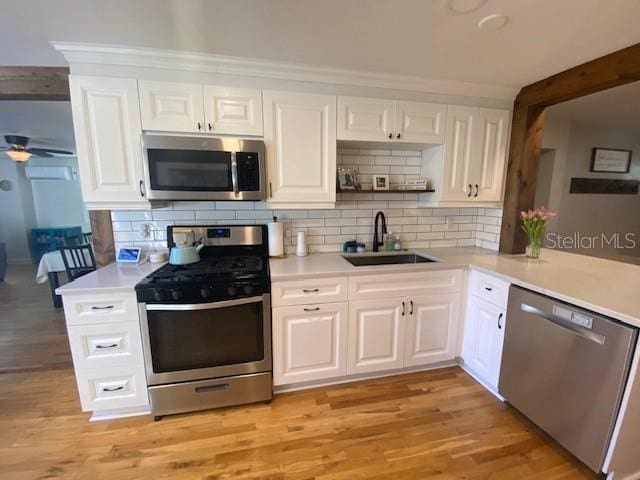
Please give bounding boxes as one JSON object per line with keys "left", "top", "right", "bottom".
{"left": 337, "top": 189, "right": 435, "bottom": 194}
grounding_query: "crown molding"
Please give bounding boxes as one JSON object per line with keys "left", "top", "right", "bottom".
{"left": 51, "top": 41, "right": 517, "bottom": 101}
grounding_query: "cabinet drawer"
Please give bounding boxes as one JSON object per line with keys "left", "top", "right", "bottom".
{"left": 349, "top": 270, "right": 463, "bottom": 300}
{"left": 469, "top": 269, "right": 510, "bottom": 309}
{"left": 68, "top": 322, "right": 144, "bottom": 369}
{"left": 272, "top": 276, "right": 348, "bottom": 307}
{"left": 75, "top": 365, "right": 148, "bottom": 412}
{"left": 63, "top": 292, "right": 139, "bottom": 326}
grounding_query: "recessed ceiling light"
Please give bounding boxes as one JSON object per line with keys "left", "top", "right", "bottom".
{"left": 447, "top": 0, "right": 487, "bottom": 15}
{"left": 478, "top": 13, "right": 509, "bottom": 31}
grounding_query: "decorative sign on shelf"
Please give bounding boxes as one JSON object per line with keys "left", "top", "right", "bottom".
{"left": 591, "top": 148, "right": 632, "bottom": 173}
{"left": 569, "top": 178, "right": 639, "bottom": 195}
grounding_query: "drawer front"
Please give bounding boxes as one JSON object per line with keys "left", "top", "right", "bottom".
{"left": 75, "top": 365, "right": 149, "bottom": 412}
{"left": 63, "top": 292, "right": 139, "bottom": 326}
{"left": 469, "top": 269, "right": 510, "bottom": 309}
{"left": 349, "top": 270, "right": 463, "bottom": 300}
{"left": 272, "top": 276, "right": 348, "bottom": 307}
{"left": 68, "top": 322, "right": 144, "bottom": 369}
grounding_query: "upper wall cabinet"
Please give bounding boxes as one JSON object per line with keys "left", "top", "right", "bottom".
{"left": 138, "top": 80, "right": 263, "bottom": 136}
{"left": 441, "top": 106, "right": 510, "bottom": 202}
{"left": 263, "top": 90, "right": 337, "bottom": 207}
{"left": 337, "top": 96, "right": 446, "bottom": 144}
{"left": 69, "top": 76, "right": 149, "bottom": 208}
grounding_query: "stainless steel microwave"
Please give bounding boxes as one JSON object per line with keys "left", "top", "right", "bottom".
{"left": 141, "top": 134, "right": 266, "bottom": 201}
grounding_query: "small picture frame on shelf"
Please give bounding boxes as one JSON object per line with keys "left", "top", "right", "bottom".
{"left": 373, "top": 174, "right": 390, "bottom": 191}
{"left": 337, "top": 167, "right": 359, "bottom": 191}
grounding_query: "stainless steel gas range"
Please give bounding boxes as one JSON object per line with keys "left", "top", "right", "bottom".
{"left": 135, "top": 225, "right": 272, "bottom": 420}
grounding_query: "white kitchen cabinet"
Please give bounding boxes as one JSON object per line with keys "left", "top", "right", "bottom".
{"left": 272, "top": 302, "right": 348, "bottom": 385}
{"left": 337, "top": 96, "right": 395, "bottom": 142}
{"left": 404, "top": 293, "right": 461, "bottom": 367}
{"left": 441, "top": 106, "right": 510, "bottom": 202}
{"left": 69, "top": 76, "right": 148, "bottom": 208}
{"left": 395, "top": 100, "right": 446, "bottom": 144}
{"left": 347, "top": 298, "right": 406, "bottom": 375}
{"left": 337, "top": 96, "right": 446, "bottom": 144}
{"left": 138, "top": 80, "right": 205, "bottom": 133}
{"left": 263, "top": 90, "right": 337, "bottom": 207}
{"left": 461, "top": 294, "right": 506, "bottom": 389}
{"left": 202, "top": 86, "right": 263, "bottom": 136}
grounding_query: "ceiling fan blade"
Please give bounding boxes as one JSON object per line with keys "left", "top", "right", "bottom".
{"left": 28, "top": 147, "right": 74, "bottom": 155}
{"left": 25, "top": 149, "right": 53, "bottom": 157}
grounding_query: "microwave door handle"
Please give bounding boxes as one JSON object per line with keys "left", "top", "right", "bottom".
{"left": 146, "top": 296, "right": 264, "bottom": 311}
{"left": 520, "top": 303, "right": 606, "bottom": 345}
{"left": 231, "top": 151, "right": 239, "bottom": 197}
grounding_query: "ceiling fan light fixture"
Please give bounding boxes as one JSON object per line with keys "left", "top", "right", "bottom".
{"left": 6, "top": 150, "right": 32, "bottom": 162}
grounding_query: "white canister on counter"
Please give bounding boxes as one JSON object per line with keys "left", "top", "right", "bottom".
{"left": 267, "top": 217, "right": 284, "bottom": 257}
{"left": 296, "top": 231, "right": 308, "bottom": 257}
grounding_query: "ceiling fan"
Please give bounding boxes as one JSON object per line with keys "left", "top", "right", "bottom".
{"left": 1, "top": 135, "right": 73, "bottom": 162}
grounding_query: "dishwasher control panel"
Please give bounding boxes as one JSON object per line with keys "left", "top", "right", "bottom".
{"left": 553, "top": 305, "right": 594, "bottom": 329}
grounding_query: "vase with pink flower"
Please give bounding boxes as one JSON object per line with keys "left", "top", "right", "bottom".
{"left": 520, "top": 207, "right": 557, "bottom": 259}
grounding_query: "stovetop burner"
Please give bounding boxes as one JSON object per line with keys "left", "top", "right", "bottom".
{"left": 147, "top": 255, "right": 264, "bottom": 284}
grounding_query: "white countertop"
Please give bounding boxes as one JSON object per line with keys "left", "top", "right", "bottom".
{"left": 56, "top": 261, "right": 166, "bottom": 295}
{"left": 270, "top": 248, "right": 640, "bottom": 328}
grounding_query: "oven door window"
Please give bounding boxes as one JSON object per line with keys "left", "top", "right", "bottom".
{"left": 147, "top": 149, "right": 232, "bottom": 191}
{"left": 147, "top": 302, "right": 264, "bottom": 373}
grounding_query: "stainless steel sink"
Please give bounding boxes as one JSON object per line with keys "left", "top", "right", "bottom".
{"left": 342, "top": 253, "right": 438, "bottom": 267}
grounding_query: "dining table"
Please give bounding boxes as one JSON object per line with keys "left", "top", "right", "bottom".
{"left": 36, "top": 249, "right": 93, "bottom": 308}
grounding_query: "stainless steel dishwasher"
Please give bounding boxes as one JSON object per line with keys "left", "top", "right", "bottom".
{"left": 499, "top": 286, "right": 637, "bottom": 473}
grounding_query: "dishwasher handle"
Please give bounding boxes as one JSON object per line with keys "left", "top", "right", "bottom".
{"left": 520, "top": 303, "right": 606, "bottom": 345}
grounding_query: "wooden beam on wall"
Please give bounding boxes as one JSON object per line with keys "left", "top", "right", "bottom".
{"left": 0, "top": 66, "right": 70, "bottom": 101}
{"left": 500, "top": 42, "right": 640, "bottom": 253}
{"left": 89, "top": 211, "right": 115, "bottom": 267}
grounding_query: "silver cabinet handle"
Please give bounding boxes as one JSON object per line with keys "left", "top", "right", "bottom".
{"left": 102, "top": 385, "right": 125, "bottom": 392}
{"left": 484, "top": 286, "right": 493, "bottom": 292}
{"left": 95, "top": 343, "right": 118, "bottom": 349}
{"left": 401, "top": 301, "right": 406, "bottom": 316}
{"left": 467, "top": 184, "right": 472, "bottom": 197}
{"left": 497, "top": 312, "right": 503, "bottom": 330}
{"left": 91, "top": 305, "right": 114, "bottom": 310}
{"left": 474, "top": 184, "right": 479, "bottom": 197}
{"left": 396, "top": 133, "right": 401, "bottom": 139}
{"left": 388, "top": 133, "right": 393, "bottom": 139}
{"left": 304, "top": 307, "right": 320, "bottom": 312}
{"left": 208, "top": 122, "right": 213, "bottom": 131}
{"left": 302, "top": 288, "right": 319, "bottom": 293}
{"left": 139, "top": 180, "right": 145, "bottom": 197}
{"left": 197, "top": 122, "right": 202, "bottom": 131}
{"left": 409, "top": 300, "right": 414, "bottom": 315}
{"left": 269, "top": 182, "right": 273, "bottom": 198}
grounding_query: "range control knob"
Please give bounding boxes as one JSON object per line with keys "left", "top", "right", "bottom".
{"left": 171, "top": 289, "right": 181, "bottom": 301}
{"left": 200, "top": 288, "right": 211, "bottom": 299}
{"left": 227, "top": 286, "right": 238, "bottom": 297}
{"left": 243, "top": 284, "right": 254, "bottom": 296}
{"left": 153, "top": 289, "right": 163, "bottom": 302}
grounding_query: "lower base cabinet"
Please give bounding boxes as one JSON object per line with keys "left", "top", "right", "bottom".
{"left": 347, "top": 298, "right": 406, "bottom": 375}
{"left": 461, "top": 295, "right": 506, "bottom": 389}
{"left": 272, "top": 302, "right": 348, "bottom": 386}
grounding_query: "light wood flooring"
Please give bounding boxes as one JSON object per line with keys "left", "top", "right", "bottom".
{"left": 0, "top": 265, "right": 598, "bottom": 479}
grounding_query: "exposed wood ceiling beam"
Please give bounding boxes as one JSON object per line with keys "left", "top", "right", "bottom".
{"left": 500, "top": 43, "right": 640, "bottom": 253}
{"left": 0, "top": 66, "right": 70, "bottom": 101}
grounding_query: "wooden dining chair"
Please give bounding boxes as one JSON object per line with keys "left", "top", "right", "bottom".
{"left": 83, "top": 232, "right": 93, "bottom": 245}
{"left": 60, "top": 244, "right": 97, "bottom": 282}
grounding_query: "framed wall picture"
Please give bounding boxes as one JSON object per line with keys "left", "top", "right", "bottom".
{"left": 591, "top": 148, "right": 632, "bottom": 173}
{"left": 373, "top": 174, "right": 390, "bottom": 191}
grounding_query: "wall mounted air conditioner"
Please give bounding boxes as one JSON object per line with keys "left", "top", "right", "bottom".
{"left": 25, "top": 166, "right": 73, "bottom": 181}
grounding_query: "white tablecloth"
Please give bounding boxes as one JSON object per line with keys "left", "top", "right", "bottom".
{"left": 35, "top": 250, "right": 93, "bottom": 284}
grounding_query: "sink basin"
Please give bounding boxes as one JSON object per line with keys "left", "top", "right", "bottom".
{"left": 343, "top": 253, "right": 438, "bottom": 267}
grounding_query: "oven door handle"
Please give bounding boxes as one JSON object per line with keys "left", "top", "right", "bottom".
{"left": 146, "top": 296, "right": 264, "bottom": 311}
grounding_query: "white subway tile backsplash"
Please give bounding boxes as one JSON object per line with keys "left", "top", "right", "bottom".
{"left": 111, "top": 148, "right": 503, "bottom": 252}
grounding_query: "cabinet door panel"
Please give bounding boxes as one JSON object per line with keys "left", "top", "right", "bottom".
{"left": 404, "top": 293, "right": 461, "bottom": 367}
{"left": 263, "top": 90, "right": 336, "bottom": 204}
{"left": 69, "top": 76, "right": 145, "bottom": 204}
{"left": 476, "top": 108, "right": 510, "bottom": 202}
{"left": 138, "top": 80, "right": 204, "bottom": 133}
{"left": 461, "top": 295, "right": 505, "bottom": 388}
{"left": 203, "top": 86, "right": 263, "bottom": 136}
{"left": 273, "top": 302, "right": 348, "bottom": 385}
{"left": 337, "top": 96, "right": 395, "bottom": 142}
{"left": 347, "top": 298, "right": 405, "bottom": 375}
{"left": 396, "top": 101, "right": 446, "bottom": 144}
{"left": 442, "top": 106, "right": 475, "bottom": 201}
